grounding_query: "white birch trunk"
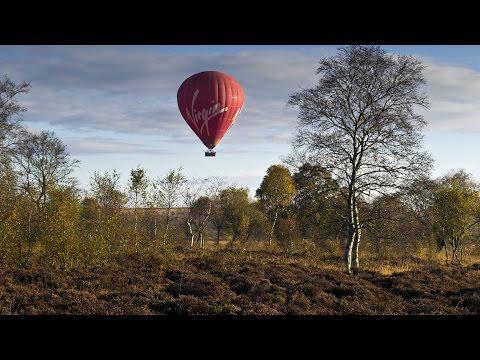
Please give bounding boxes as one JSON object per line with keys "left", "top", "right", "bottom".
{"left": 352, "top": 202, "right": 361, "bottom": 270}
{"left": 344, "top": 226, "right": 355, "bottom": 274}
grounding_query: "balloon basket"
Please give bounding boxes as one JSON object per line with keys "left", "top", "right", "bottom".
{"left": 205, "top": 150, "right": 216, "bottom": 157}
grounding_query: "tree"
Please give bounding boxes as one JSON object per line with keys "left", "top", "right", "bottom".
{"left": 402, "top": 176, "right": 438, "bottom": 231}
{"left": 288, "top": 46, "right": 432, "bottom": 273}
{"left": 274, "top": 213, "right": 300, "bottom": 252}
{"left": 432, "top": 170, "right": 480, "bottom": 263}
{"left": 40, "top": 185, "right": 82, "bottom": 269}
{"left": 0, "top": 156, "right": 24, "bottom": 265}
{"left": 13, "top": 130, "right": 79, "bottom": 210}
{"left": 11, "top": 130, "right": 79, "bottom": 263}
{"left": 292, "top": 163, "right": 343, "bottom": 245}
{"left": 187, "top": 196, "right": 212, "bottom": 248}
{"left": 219, "top": 187, "right": 251, "bottom": 242}
{"left": 362, "top": 192, "right": 430, "bottom": 257}
{"left": 183, "top": 178, "right": 212, "bottom": 248}
{"left": 151, "top": 168, "right": 187, "bottom": 245}
{"left": 128, "top": 165, "right": 148, "bottom": 248}
{"left": 0, "top": 77, "right": 32, "bottom": 265}
{"left": 206, "top": 177, "right": 227, "bottom": 245}
{"left": 256, "top": 165, "right": 296, "bottom": 245}
{"left": 89, "top": 170, "right": 127, "bottom": 254}
{"left": 245, "top": 201, "right": 269, "bottom": 242}
{"left": 79, "top": 196, "right": 105, "bottom": 265}
{"left": 399, "top": 176, "right": 439, "bottom": 255}
{"left": 0, "top": 76, "right": 30, "bottom": 156}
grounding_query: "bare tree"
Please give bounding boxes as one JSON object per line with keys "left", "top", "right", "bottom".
{"left": 13, "top": 130, "right": 79, "bottom": 210}
{"left": 288, "top": 46, "right": 432, "bottom": 273}
{"left": 0, "top": 76, "right": 30, "bottom": 156}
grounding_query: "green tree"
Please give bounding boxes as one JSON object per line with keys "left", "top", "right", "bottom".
{"left": 219, "top": 187, "right": 251, "bottom": 242}
{"left": 0, "top": 77, "right": 32, "bottom": 266}
{"left": 256, "top": 165, "right": 296, "bottom": 245}
{"left": 79, "top": 196, "right": 106, "bottom": 265}
{"left": 0, "top": 157, "right": 24, "bottom": 265}
{"left": 40, "top": 185, "right": 82, "bottom": 269}
{"left": 432, "top": 170, "right": 480, "bottom": 263}
{"left": 89, "top": 170, "right": 127, "bottom": 256}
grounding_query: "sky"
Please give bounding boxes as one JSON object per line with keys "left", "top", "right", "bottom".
{"left": 1, "top": 45, "right": 480, "bottom": 196}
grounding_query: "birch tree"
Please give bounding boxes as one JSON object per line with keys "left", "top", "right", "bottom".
{"left": 188, "top": 196, "right": 212, "bottom": 248}
{"left": 183, "top": 178, "right": 212, "bottom": 248}
{"left": 181, "top": 177, "right": 224, "bottom": 248}
{"left": 288, "top": 46, "right": 432, "bottom": 273}
{"left": 128, "top": 165, "right": 148, "bottom": 248}
{"left": 151, "top": 168, "right": 187, "bottom": 245}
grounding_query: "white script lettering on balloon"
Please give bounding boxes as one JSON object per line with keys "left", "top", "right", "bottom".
{"left": 185, "top": 89, "right": 229, "bottom": 136}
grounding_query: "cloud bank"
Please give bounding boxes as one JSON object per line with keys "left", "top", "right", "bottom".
{"left": 1, "top": 45, "right": 479, "bottom": 157}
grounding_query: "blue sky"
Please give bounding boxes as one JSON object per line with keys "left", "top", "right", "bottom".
{"left": 1, "top": 45, "right": 480, "bottom": 196}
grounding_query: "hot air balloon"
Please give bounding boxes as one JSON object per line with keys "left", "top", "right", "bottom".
{"left": 177, "top": 71, "right": 244, "bottom": 156}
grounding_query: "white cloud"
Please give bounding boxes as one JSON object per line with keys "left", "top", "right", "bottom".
{"left": 5, "top": 45, "right": 480, "bottom": 157}
{"left": 422, "top": 58, "right": 480, "bottom": 132}
{"left": 0, "top": 46, "right": 330, "bottom": 151}
{"left": 65, "top": 137, "right": 171, "bottom": 155}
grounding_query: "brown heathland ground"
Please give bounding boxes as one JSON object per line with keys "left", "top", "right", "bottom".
{"left": 1, "top": 248, "right": 480, "bottom": 315}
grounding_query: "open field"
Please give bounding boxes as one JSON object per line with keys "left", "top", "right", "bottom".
{"left": 1, "top": 248, "right": 480, "bottom": 315}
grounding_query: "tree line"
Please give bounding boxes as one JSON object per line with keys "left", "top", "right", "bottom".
{"left": 1, "top": 46, "right": 480, "bottom": 273}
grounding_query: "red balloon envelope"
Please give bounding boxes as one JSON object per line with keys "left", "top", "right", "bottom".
{"left": 177, "top": 71, "right": 244, "bottom": 151}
